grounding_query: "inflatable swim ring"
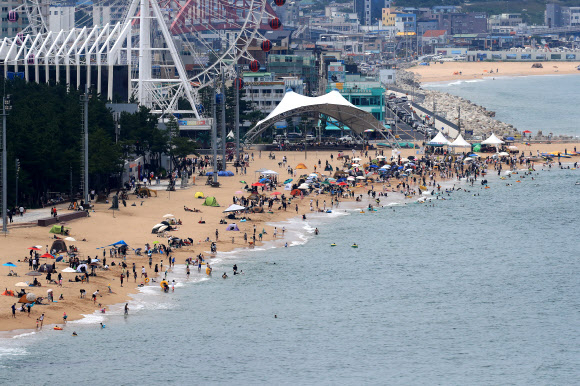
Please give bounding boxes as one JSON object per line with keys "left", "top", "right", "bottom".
{"left": 330, "top": 243, "right": 336, "bottom": 247}
{"left": 145, "top": 278, "right": 150, "bottom": 283}
{"left": 351, "top": 244, "right": 358, "bottom": 248}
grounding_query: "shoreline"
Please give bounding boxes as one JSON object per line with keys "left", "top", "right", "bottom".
{"left": 408, "top": 61, "right": 580, "bottom": 83}
{"left": 421, "top": 72, "right": 580, "bottom": 87}
{"left": 2, "top": 157, "right": 580, "bottom": 335}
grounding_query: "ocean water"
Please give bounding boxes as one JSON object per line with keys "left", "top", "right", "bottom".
{"left": 424, "top": 74, "right": 580, "bottom": 137}
{"left": 0, "top": 165, "right": 579, "bottom": 384}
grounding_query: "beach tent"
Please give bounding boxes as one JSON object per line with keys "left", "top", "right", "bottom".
{"left": 223, "top": 204, "right": 246, "bottom": 213}
{"left": 481, "top": 133, "right": 504, "bottom": 145}
{"left": 225, "top": 223, "right": 240, "bottom": 231}
{"left": 284, "top": 183, "right": 292, "bottom": 191}
{"left": 449, "top": 134, "right": 471, "bottom": 148}
{"left": 261, "top": 170, "right": 279, "bottom": 175}
{"left": 202, "top": 196, "right": 220, "bottom": 207}
{"left": 295, "top": 163, "right": 307, "bottom": 169}
{"left": 194, "top": 191, "right": 204, "bottom": 198}
{"left": 49, "top": 225, "right": 70, "bottom": 234}
{"left": 50, "top": 240, "right": 67, "bottom": 253}
{"left": 427, "top": 132, "right": 450, "bottom": 146}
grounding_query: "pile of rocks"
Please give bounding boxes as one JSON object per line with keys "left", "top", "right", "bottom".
{"left": 420, "top": 90, "right": 516, "bottom": 137}
{"left": 395, "top": 69, "right": 518, "bottom": 137}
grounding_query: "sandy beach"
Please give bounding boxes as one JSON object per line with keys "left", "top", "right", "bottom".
{"left": 408, "top": 61, "right": 580, "bottom": 83}
{"left": 1, "top": 145, "right": 579, "bottom": 334}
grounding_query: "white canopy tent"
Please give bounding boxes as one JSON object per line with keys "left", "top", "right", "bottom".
{"left": 481, "top": 133, "right": 505, "bottom": 145}
{"left": 449, "top": 134, "right": 471, "bottom": 148}
{"left": 261, "top": 170, "right": 279, "bottom": 175}
{"left": 428, "top": 132, "right": 451, "bottom": 146}
{"left": 245, "top": 90, "right": 395, "bottom": 145}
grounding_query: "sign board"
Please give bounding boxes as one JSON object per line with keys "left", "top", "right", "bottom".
{"left": 179, "top": 118, "right": 213, "bottom": 131}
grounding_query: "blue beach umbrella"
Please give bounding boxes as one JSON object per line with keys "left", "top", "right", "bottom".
{"left": 3, "top": 262, "right": 16, "bottom": 267}
{"left": 369, "top": 164, "right": 378, "bottom": 168}
{"left": 259, "top": 178, "right": 270, "bottom": 183}
{"left": 398, "top": 166, "right": 404, "bottom": 170}
{"left": 506, "top": 137, "right": 515, "bottom": 141}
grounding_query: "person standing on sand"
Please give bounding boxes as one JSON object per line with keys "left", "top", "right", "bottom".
{"left": 120, "top": 273, "right": 124, "bottom": 287}
{"left": 39, "top": 313, "right": 44, "bottom": 328}
{"left": 215, "top": 229, "right": 219, "bottom": 241}
{"left": 63, "top": 312, "right": 67, "bottom": 324}
{"left": 141, "top": 266, "right": 146, "bottom": 278}
{"left": 11, "top": 303, "right": 16, "bottom": 318}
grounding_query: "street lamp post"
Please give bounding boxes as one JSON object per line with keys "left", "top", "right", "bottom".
{"left": 15, "top": 158, "right": 19, "bottom": 209}
{"left": 2, "top": 95, "right": 11, "bottom": 234}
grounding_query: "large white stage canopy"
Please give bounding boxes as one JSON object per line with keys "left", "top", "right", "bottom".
{"left": 244, "top": 90, "right": 393, "bottom": 144}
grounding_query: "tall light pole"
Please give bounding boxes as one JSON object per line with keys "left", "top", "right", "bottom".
{"left": 221, "top": 72, "right": 226, "bottom": 170}
{"left": 80, "top": 87, "right": 89, "bottom": 206}
{"left": 211, "top": 82, "right": 218, "bottom": 184}
{"left": 15, "top": 158, "right": 19, "bottom": 209}
{"left": 2, "top": 95, "right": 10, "bottom": 234}
{"left": 235, "top": 65, "right": 240, "bottom": 161}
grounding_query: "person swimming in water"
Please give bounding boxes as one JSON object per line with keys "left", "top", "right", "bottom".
{"left": 222, "top": 272, "right": 228, "bottom": 279}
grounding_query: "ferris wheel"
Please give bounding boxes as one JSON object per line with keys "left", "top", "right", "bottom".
{"left": 6, "top": 0, "right": 286, "bottom": 116}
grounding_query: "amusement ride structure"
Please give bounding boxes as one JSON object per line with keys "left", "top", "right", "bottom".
{"left": 0, "top": 0, "right": 285, "bottom": 117}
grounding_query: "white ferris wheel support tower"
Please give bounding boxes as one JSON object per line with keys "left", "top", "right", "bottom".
{"left": 131, "top": 0, "right": 200, "bottom": 117}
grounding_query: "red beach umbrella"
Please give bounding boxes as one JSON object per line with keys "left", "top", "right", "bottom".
{"left": 252, "top": 182, "right": 265, "bottom": 187}
{"left": 270, "top": 192, "right": 281, "bottom": 196}
{"left": 28, "top": 247, "right": 41, "bottom": 251}
{"left": 40, "top": 253, "right": 55, "bottom": 259}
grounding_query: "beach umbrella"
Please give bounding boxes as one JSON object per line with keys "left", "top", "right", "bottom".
{"left": 346, "top": 176, "right": 355, "bottom": 181}
{"left": 14, "top": 282, "right": 28, "bottom": 287}
{"left": 356, "top": 176, "right": 366, "bottom": 180}
{"left": 28, "top": 247, "right": 41, "bottom": 251}
{"left": 163, "top": 214, "right": 174, "bottom": 218}
{"left": 3, "top": 262, "right": 16, "bottom": 267}
{"left": 41, "top": 253, "right": 54, "bottom": 259}
{"left": 377, "top": 155, "right": 386, "bottom": 159}
{"left": 321, "top": 181, "right": 330, "bottom": 185}
{"left": 26, "top": 271, "right": 42, "bottom": 276}
{"left": 290, "top": 189, "right": 302, "bottom": 196}
{"left": 338, "top": 182, "right": 347, "bottom": 186}
{"left": 259, "top": 178, "right": 270, "bottom": 183}
{"left": 239, "top": 180, "right": 246, "bottom": 184}
{"left": 64, "top": 237, "right": 76, "bottom": 242}
{"left": 398, "top": 166, "right": 404, "bottom": 170}
{"left": 26, "top": 293, "right": 37, "bottom": 302}
{"left": 352, "top": 157, "right": 361, "bottom": 161}
{"left": 506, "top": 137, "right": 515, "bottom": 141}
{"left": 523, "top": 130, "right": 531, "bottom": 133}
{"left": 498, "top": 152, "right": 509, "bottom": 156}
{"left": 252, "top": 182, "right": 265, "bottom": 187}
{"left": 61, "top": 267, "right": 76, "bottom": 273}
{"left": 270, "top": 192, "right": 281, "bottom": 196}
{"left": 351, "top": 163, "right": 360, "bottom": 167}
{"left": 298, "top": 183, "right": 310, "bottom": 190}
{"left": 235, "top": 191, "right": 243, "bottom": 194}
{"left": 283, "top": 179, "right": 293, "bottom": 184}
